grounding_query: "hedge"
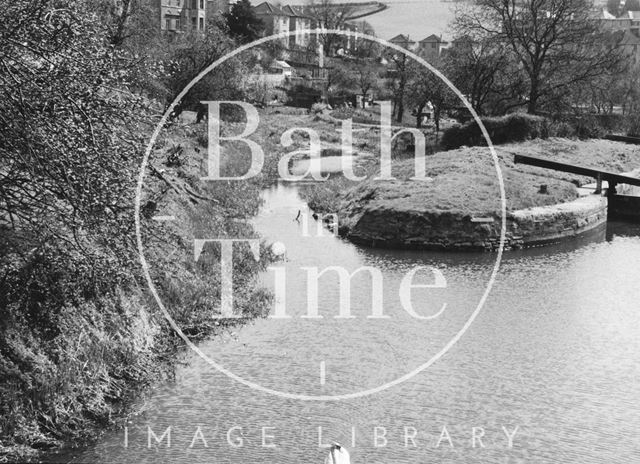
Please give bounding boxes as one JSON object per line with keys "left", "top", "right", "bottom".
{"left": 441, "top": 113, "right": 549, "bottom": 150}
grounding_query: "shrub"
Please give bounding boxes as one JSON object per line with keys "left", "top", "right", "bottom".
{"left": 330, "top": 107, "right": 355, "bottom": 120}
{"left": 440, "top": 113, "right": 548, "bottom": 150}
{"left": 547, "top": 120, "right": 576, "bottom": 138}
{"left": 594, "top": 114, "right": 627, "bottom": 133}
{"left": 286, "top": 84, "right": 321, "bottom": 108}
{"left": 626, "top": 115, "right": 640, "bottom": 137}
{"left": 545, "top": 113, "right": 622, "bottom": 139}
{"left": 0, "top": 1, "right": 271, "bottom": 459}
{"left": 311, "top": 102, "right": 332, "bottom": 114}
{"left": 571, "top": 115, "right": 605, "bottom": 139}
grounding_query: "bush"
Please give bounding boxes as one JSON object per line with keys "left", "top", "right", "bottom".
{"left": 0, "top": 1, "right": 271, "bottom": 459}
{"left": 547, "top": 120, "right": 576, "bottom": 138}
{"left": 286, "top": 84, "right": 321, "bottom": 108}
{"left": 330, "top": 107, "right": 355, "bottom": 120}
{"left": 311, "top": 102, "right": 332, "bottom": 114}
{"left": 626, "top": 115, "right": 640, "bottom": 137}
{"left": 570, "top": 115, "right": 605, "bottom": 139}
{"left": 594, "top": 114, "right": 627, "bottom": 133}
{"left": 545, "top": 113, "right": 628, "bottom": 139}
{"left": 0, "top": 2, "right": 160, "bottom": 457}
{"left": 440, "top": 113, "right": 549, "bottom": 150}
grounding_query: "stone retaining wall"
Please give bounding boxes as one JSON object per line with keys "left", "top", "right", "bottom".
{"left": 343, "top": 194, "right": 609, "bottom": 251}
{"left": 506, "top": 194, "right": 608, "bottom": 249}
{"left": 341, "top": 168, "right": 640, "bottom": 251}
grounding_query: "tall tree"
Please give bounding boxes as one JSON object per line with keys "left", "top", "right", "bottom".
{"left": 159, "top": 25, "right": 246, "bottom": 118}
{"left": 406, "top": 59, "right": 456, "bottom": 130}
{"left": 307, "top": 0, "right": 358, "bottom": 56}
{"left": 329, "top": 41, "right": 382, "bottom": 106}
{"left": 607, "top": 0, "right": 622, "bottom": 16}
{"left": 385, "top": 51, "right": 410, "bottom": 123}
{"left": 87, "top": 0, "right": 158, "bottom": 48}
{"left": 223, "top": 0, "right": 265, "bottom": 44}
{"left": 445, "top": 35, "right": 524, "bottom": 115}
{"left": 455, "top": 0, "right": 625, "bottom": 114}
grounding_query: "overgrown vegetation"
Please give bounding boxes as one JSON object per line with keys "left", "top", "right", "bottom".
{"left": 441, "top": 113, "right": 549, "bottom": 150}
{"left": 438, "top": 112, "right": 640, "bottom": 151}
{"left": 2, "top": 0, "right": 639, "bottom": 459}
{"left": 0, "top": 1, "right": 277, "bottom": 461}
{"left": 0, "top": 2, "right": 152, "bottom": 458}
{"left": 453, "top": 0, "right": 626, "bottom": 115}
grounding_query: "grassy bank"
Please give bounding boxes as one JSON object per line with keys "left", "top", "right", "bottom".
{"left": 1, "top": 106, "right": 368, "bottom": 461}
{"left": 1, "top": 1, "right": 356, "bottom": 459}
{"left": 1, "top": 108, "right": 325, "bottom": 461}
{"left": 301, "top": 138, "right": 640, "bottom": 245}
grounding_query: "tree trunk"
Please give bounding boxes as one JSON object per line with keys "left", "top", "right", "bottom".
{"left": 415, "top": 102, "right": 425, "bottom": 128}
{"left": 527, "top": 79, "right": 539, "bottom": 114}
{"left": 396, "top": 99, "right": 404, "bottom": 123}
{"left": 111, "top": 0, "right": 132, "bottom": 47}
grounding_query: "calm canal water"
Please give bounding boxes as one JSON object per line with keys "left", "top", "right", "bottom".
{"left": 65, "top": 182, "right": 640, "bottom": 463}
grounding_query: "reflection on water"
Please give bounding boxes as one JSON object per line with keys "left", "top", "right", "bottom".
{"left": 65, "top": 183, "right": 640, "bottom": 464}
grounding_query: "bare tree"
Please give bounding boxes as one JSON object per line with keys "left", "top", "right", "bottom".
{"left": 87, "top": 0, "right": 158, "bottom": 48}
{"left": 384, "top": 50, "right": 411, "bottom": 123}
{"left": 445, "top": 35, "right": 524, "bottom": 115}
{"left": 406, "top": 59, "right": 457, "bottom": 130}
{"left": 335, "top": 40, "right": 382, "bottom": 106}
{"left": 306, "top": 0, "right": 358, "bottom": 56}
{"left": 455, "top": 0, "right": 626, "bottom": 114}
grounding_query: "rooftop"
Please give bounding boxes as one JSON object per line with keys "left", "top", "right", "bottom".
{"left": 253, "top": 2, "right": 288, "bottom": 16}
{"left": 419, "top": 34, "right": 447, "bottom": 44}
{"left": 389, "top": 33, "right": 415, "bottom": 44}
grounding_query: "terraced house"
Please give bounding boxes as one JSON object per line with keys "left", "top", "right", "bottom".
{"left": 253, "top": 1, "right": 293, "bottom": 46}
{"left": 158, "top": 0, "right": 229, "bottom": 32}
{"left": 281, "top": 4, "right": 313, "bottom": 48}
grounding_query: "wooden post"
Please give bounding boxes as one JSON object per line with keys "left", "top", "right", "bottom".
{"left": 595, "top": 173, "right": 603, "bottom": 195}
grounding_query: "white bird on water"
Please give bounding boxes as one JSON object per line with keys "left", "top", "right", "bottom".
{"left": 324, "top": 442, "right": 350, "bottom": 464}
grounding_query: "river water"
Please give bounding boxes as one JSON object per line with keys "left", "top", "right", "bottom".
{"left": 66, "top": 181, "right": 640, "bottom": 464}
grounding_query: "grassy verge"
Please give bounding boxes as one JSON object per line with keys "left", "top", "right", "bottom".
{"left": 301, "top": 137, "right": 640, "bottom": 228}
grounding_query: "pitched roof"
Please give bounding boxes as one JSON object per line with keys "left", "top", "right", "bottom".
{"left": 272, "top": 59, "right": 292, "bottom": 68}
{"left": 389, "top": 34, "right": 414, "bottom": 44}
{"left": 253, "top": 2, "right": 288, "bottom": 16}
{"left": 419, "top": 34, "right": 446, "bottom": 43}
{"left": 281, "top": 5, "right": 299, "bottom": 16}
{"left": 281, "top": 4, "right": 315, "bottom": 19}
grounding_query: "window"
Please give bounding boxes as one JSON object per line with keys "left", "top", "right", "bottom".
{"left": 200, "top": 0, "right": 204, "bottom": 8}
{"left": 191, "top": 0, "right": 197, "bottom": 8}
{"left": 166, "top": 15, "right": 181, "bottom": 30}
{"left": 192, "top": 17, "right": 196, "bottom": 28}
{"left": 199, "top": 17, "right": 204, "bottom": 29}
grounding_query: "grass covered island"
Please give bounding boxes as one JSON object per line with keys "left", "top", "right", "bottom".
{"left": 301, "top": 137, "right": 640, "bottom": 251}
